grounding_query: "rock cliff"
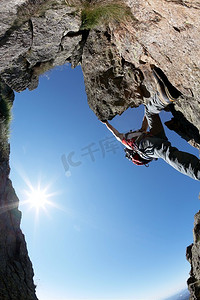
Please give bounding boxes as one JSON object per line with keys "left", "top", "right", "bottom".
{"left": 0, "top": 81, "right": 37, "bottom": 299}
{"left": 0, "top": 0, "right": 199, "bottom": 299}
{"left": 187, "top": 210, "right": 200, "bottom": 300}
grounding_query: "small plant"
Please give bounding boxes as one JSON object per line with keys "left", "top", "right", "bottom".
{"left": 0, "top": 97, "right": 12, "bottom": 129}
{"left": 65, "top": 0, "right": 135, "bottom": 30}
{"left": 0, "top": 82, "right": 14, "bottom": 149}
{"left": 0, "top": 96, "right": 12, "bottom": 159}
{"left": 80, "top": 1, "right": 134, "bottom": 30}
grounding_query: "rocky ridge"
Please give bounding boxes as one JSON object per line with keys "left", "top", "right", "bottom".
{"left": 0, "top": 81, "right": 37, "bottom": 299}
{"left": 187, "top": 210, "right": 200, "bottom": 300}
{"left": 0, "top": 0, "right": 199, "bottom": 299}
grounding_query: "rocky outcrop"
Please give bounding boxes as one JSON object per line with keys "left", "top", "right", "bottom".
{"left": 0, "top": 0, "right": 83, "bottom": 92}
{"left": 0, "top": 0, "right": 200, "bottom": 299}
{"left": 81, "top": 0, "right": 200, "bottom": 137}
{"left": 1, "top": 0, "right": 199, "bottom": 136}
{"left": 0, "top": 175, "right": 38, "bottom": 300}
{"left": 0, "top": 81, "right": 37, "bottom": 300}
{"left": 187, "top": 210, "right": 200, "bottom": 300}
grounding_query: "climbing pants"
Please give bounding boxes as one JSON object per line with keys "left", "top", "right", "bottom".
{"left": 138, "top": 136, "right": 200, "bottom": 181}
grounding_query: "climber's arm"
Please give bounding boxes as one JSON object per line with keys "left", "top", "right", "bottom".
{"left": 140, "top": 115, "right": 148, "bottom": 132}
{"left": 102, "top": 121, "right": 124, "bottom": 142}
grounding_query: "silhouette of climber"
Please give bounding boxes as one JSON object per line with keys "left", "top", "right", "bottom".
{"left": 102, "top": 67, "right": 200, "bottom": 181}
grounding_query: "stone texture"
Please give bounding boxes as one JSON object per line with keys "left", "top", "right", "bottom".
{"left": 27, "top": 7, "right": 81, "bottom": 67}
{"left": 0, "top": 0, "right": 26, "bottom": 38}
{"left": 0, "top": 0, "right": 200, "bottom": 299}
{"left": 82, "top": 28, "right": 148, "bottom": 120}
{"left": 0, "top": 80, "right": 38, "bottom": 300}
{"left": 108, "top": 0, "right": 200, "bottom": 131}
{"left": 187, "top": 210, "right": 200, "bottom": 300}
{"left": 0, "top": 176, "right": 38, "bottom": 300}
{"left": 0, "top": 0, "right": 82, "bottom": 92}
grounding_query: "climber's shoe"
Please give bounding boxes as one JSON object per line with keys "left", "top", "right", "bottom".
{"left": 152, "top": 67, "right": 182, "bottom": 104}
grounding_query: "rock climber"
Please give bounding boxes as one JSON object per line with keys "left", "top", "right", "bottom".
{"left": 101, "top": 67, "right": 200, "bottom": 181}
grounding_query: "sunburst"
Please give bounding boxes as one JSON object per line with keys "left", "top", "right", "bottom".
{"left": 25, "top": 185, "right": 51, "bottom": 210}
{"left": 22, "top": 178, "right": 60, "bottom": 217}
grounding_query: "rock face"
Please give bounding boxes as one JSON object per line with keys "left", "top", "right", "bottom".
{"left": 0, "top": 0, "right": 199, "bottom": 299}
{"left": 187, "top": 210, "right": 200, "bottom": 300}
{"left": 0, "top": 81, "right": 38, "bottom": 300}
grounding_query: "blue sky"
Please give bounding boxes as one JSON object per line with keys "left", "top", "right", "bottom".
{"left": 10, "top": 65, "right": 199, "bottom": 300}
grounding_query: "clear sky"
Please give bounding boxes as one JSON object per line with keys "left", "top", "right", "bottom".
{"left": 10, "top": 65, "right": 199, "bottom": 300}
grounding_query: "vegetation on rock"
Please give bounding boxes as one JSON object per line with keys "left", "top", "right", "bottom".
{"left": 65, "top": 0, "right": 135, "bottom": 30}
{"left": 0, "top": 95, "right": 12, "bottom": 130}
{"left": 0, "top": 81, "right": 14, "bottom": 159}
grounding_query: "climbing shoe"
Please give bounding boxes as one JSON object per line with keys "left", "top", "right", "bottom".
{"left": 152, "top": 66, "right": 182, "bottom": 103}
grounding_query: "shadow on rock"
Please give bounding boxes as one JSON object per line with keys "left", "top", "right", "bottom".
{"left": 165, "top": 103, "right": 200, "bottom": 150}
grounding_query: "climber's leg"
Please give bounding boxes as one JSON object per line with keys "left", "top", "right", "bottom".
{"left": 138, "top": 136, "right": 200, "bottom": 181}
{"left": 145, "top": 93, "right": 167, "bottom": 140}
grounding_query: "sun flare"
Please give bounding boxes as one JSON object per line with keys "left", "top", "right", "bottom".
{"left": 27, "top": 188, "right": 49, "bottom": 208}
{"left": 17, "top": 173, "right": 62, "bottom": 218}
{"left": 23, "top": 182, "right": 56, "bottom": 213}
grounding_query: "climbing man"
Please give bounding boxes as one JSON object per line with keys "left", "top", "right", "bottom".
{"left": 101, "top": 67, "right": 200, "bottom": 181}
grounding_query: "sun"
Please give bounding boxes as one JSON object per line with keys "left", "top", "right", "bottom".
{"left": 26, "top": 187, "right": 49, "bottom": 209}
{"left": 13, "top": 170, "right": 62, "bottom": 219}
{"left": 23, "top": 182, "right": 56, "bottom": 213}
